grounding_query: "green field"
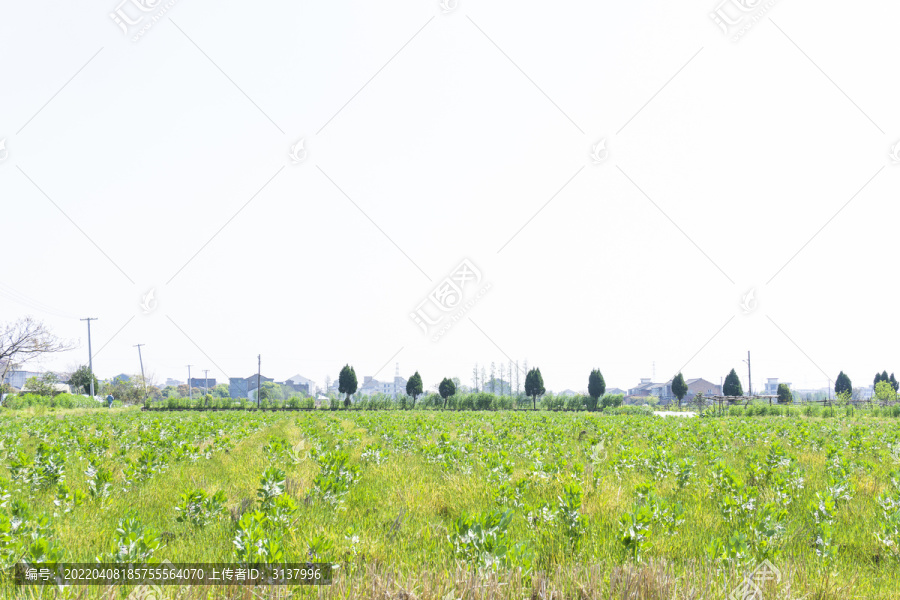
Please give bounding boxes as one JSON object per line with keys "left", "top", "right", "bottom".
{"left": 1, "top": 407, "right": 899, "bottom": 599}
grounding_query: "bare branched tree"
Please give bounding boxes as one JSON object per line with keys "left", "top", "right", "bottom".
{"left": 0, "top": 317, "right": 76, "bottom": 384}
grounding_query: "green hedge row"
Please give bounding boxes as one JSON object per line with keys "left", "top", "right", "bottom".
{"left": 715, "top": 403, "right": 900, "bottom": 418}
{"left": 1, "top": 393, "right": 123, "bottom": 410}
{"left": 147, "top": 396, "right": 315, "bottom": 409}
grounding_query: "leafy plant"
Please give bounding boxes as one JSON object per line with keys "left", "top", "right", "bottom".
{"left": 448, "top": 509, "right": 514, "bottom": 570}
{"left": 174, "top": 488, "right": 227, "bottom": 528}
{"left": 53, "top": 482, "right": 85, "bottom": 514}
{"left": 257, "top": 467, "right": 286, "bottom": 509}
{"left": 96, "top": 511, "right": 164, "bottom": 563}
{"left": 86, "top": 460, "right": 112, "bottom": 507}
{"left": 232, "top": 511, "right": 285, "bottom": 565}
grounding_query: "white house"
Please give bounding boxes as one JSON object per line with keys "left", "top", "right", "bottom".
{"left": 284, "top": 374, "right": 316, "bottom": 395}
{"left": 358, "top": 374, "right": 408, "bottom": 398}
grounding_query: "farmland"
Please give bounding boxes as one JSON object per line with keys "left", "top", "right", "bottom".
{"left": 1, "top": 408, "right": 900, "bottom": 599}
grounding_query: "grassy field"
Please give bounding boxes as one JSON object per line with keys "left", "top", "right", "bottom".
{"left": 1, "top": 407, "right": 899, "bottom": 599}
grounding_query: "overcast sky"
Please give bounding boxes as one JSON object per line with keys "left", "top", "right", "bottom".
{"left": 2, "top": 0, "right": 898, "bottom": 394}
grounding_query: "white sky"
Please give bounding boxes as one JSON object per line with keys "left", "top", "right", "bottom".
{"left": 2, "top": 0, "right": 898, "bottom": 393}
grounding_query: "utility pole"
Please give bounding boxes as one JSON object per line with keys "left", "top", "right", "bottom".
{"left": 134, "top": 344, "right": 146, "bottom": 404}
{"left": 80, "top": 318, "right": 98, "bottom": 399}
{"left": 203, "top": 369, "right": 209, "bottom": 396}
{"left": 742, "top": 351, "right": 752, "bottom": 397}
{"left": 747, "top": 351, "right": 751, "bottom": 397}
{"left": 186, "top": 365, "right": 193, "bottom": 402}
{"left": 257, "top": 355, "right": 261, "bottom": 408}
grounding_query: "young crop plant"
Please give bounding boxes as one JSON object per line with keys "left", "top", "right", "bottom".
{"left": 262, "top": 437, "right": 291, "bottom": 464}
{"left": 748, "top": 501, "right": 788, "bottom": 561}
{"left": 96, "top": 511, "right": 165, "bottom": 563}
{"left": 312, "top": 450, "right": 359, "bottom": 506}
{"left": 620, "top": 504, "right": 653, "bottom": 562}
{"left": 266, "top": 494, "right": 300, "bottom": 528}
{"left": 122, "top": 448, "right": 168, "bottom": 491}
{"left": 32, "top": 442, "right": 66, "bottom": 490}
{"left": 22, "top": 534, "right": 65, "bottom": 566}
{"left": 808, "top": 492, "right": 839, "bottom": 560}
{"left": 86, "top": 460, "right": 113, "bottom": 507}
{"left": 770, "top": 460, "right": 805, "bottom": 507}
{"left": 484, "top": 451, "right": 514, "bottom": 484}
{"left": 874, "top": 476, "right": 900, "bottom": 558}
{"left": 494, "top": 479, "right": 529, "bottom": 509}
{"left": 619, "top": 482, "right": 686, "bottom": 563}
{"left": 557, "top": 481, "right": 585, "bottom": 544}
{"left": 674, "top": 457, "right": 695, "bottom": 490}
{"left": 0, "top": 477, "right": 11, "bottom": 509}
{"left": 360, "top": 443, "right": 387, "bottom": 465}
{"left": 448, "top": 509, "right": 520, "bottom": 571}
{"left": 257, "top": 467, "right": 286, "bottom": 509}
{"left": 705, "top": 532, "right": 751, "bottom": 566}
{"left": 170, "top": 442, "right": 204, "bottom": 463}
{"left": 0, "top": 501, "right": 61, "bottom": 569}
{"left": 711, "top": 462, "right": 758, "bottom": 528}
{"left": 174, "top": 488, "right": 228, "bottom": 528}
{"left": 524, "top": 502, "right": 556, "bottom": 529}
{"left": 53, "top": 482, "right": 85, "bottom": 514}
{"left": 645, "top": 445, "right": 675, "bottom": 481}
{"left": 232, "top": 511, "right": 286, "bottom": 565}
{"left": 8, "top": 450, "right": 34, "bottom": 489}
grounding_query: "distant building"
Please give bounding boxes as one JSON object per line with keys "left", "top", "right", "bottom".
{"left": 677, "top": 378, "right": 722, "bottom": 398}
{"left": 22, "top": 380, "right": 73, "bottom": 395}
{"left": 2, "top": 369, "right": 40, "bottom": 391}
{"left": 229, "top": 374, "right": 275, "bottom": 399}
{"left": 283, "top": 374, "right": 315, "bottom": 396}
{"left": 189, "top": 377, "right": 216, "bottom": 389}
{"left": 628, "top": 377, "right": 722, "bottom": 402}
{"left": 628, "top": 378, "right": 666, "bottom": 398}
{"left": 358, "top": 373, "right": 408, "bottom": 398}
{"left": 165, "top": 378, "right": 183, "bottom": 387}
{"left": 857, "top": 386, "right": 875, "bottom": 400}
{"left": 763, "top": 378, "right": 791, "bottom": 396}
